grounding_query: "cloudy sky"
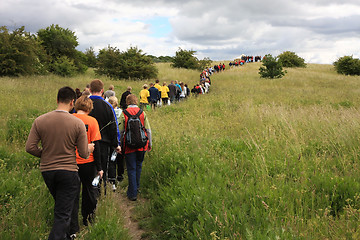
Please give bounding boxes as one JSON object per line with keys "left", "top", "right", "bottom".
{"left": 1, "top": 0, "right": 360, "bottom": 64}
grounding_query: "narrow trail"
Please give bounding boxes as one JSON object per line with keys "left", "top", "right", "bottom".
{"left": 117, "top": 189, "right": 146, "bottom": 239}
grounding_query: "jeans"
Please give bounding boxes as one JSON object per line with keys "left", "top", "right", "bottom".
{"left": 42, "top": 170, "right": 80, "bottom": 240}
{"left": 125, "top": 151, "right": 145, "bottom": 199}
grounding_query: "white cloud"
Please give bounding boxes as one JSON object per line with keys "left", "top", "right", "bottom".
{"left": 0, "top": 0, "right": 359, "bottom": 63}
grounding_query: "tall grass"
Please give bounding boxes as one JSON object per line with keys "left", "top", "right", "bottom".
{"left": 2, "top": 62, "right": 360, "bottom": 239}
{"left": 139, "top": 63, "right": 360, "bottom": 239}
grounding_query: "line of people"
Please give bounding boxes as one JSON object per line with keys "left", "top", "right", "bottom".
{"left": 26, "top": 79, "right": 152, "bottom": 240}
{"left": 26, "top": 65, "right": 224, "bottom": 239}
{"left": 138, "top": 79, "right": 192, "bottom": 110}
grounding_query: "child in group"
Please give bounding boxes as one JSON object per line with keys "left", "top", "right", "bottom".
{"left": 108, "top": 96, "right": 125, "bottom": 187}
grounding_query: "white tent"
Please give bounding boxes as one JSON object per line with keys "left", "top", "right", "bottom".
{"left": 234, "top": 54, "right": 246, "bottom": 61}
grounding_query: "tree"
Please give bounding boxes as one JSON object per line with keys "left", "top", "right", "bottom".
{"left": 37, "top": 24, "right": 78, "bottom": 60}
{"left": 84, "top": 47, "right": 97, "bottom": 67}
{"left": 96, "top": 46, "right": 158, "bottom": 80}
{"left": 278, "top": 51, "right": 306, "bottom": 68}
{"left": 37, "top": 24, "right": 84, "bottom": 75}
{"left": 171, "top": 48, "right": 200, "bottom": 70}
{"left": 0, "top": 26, "right": 47, "bottom": 76}
{"left": 333, "top": 56, "right": 360, "bottom": 76}
{"left": 259, "top": 54, "right": 286, "bottom": 79}
{"left": 198, "top": 57, "right": 212, "bottom": 70}
{"left": 52, "top": 56, "right": 77, "bottom": 77}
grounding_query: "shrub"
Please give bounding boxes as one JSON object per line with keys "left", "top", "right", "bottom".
{"left": 96, "top": 46, "right": 158, "bottom": 80}
{"left": 37, "top": 24, "right": 86, "bottom": 76}
{"left": 333, "top": 56, "right": 360, "bottom": 76}
{"left": 278, "top": 51, "right": 306, "bottom": 68}
{"left": 52, "top": 56, "right": 78, "bottom": 77}
{"left": 84, "top": 47, "right": 97, "bottom": 68}
{"left": 259, "top": 54, "right": 286, "bottom": 79}
{"left": 0, "top": 26, "right": 47, "bottom": 76}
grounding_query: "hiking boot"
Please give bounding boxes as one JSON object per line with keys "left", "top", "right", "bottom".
{"left": 70, "top": 234, "right": 77, "bottom": 240}
{"left": 112, "top": 184, "right": 116, "bottom": 192}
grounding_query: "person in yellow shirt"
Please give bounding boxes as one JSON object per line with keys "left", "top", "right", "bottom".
{"left": 154, "top": 80, "right": 162, "bottom": 106}
{"left": 139, "top": 84, "right": 150, "bottom": 110}
{"left": 160, "top": 82, "right": 170, "bottom": 105}
{"left": 154, "top": 79, "right": 162, "bottom": 92}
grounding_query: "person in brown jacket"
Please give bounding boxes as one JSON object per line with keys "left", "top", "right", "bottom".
{"left": 26, "top": 86, "right": 94, "bottom": 240}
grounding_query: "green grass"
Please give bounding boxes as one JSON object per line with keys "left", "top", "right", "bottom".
{"left": 1, "top": 62, "right": 360, "bottom": 239}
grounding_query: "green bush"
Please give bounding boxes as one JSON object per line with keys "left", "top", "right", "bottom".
{"left": 96, "top": 46, "right": 158, "bottom": 80}
{"left": 0, "top": 26, "right": 47, "bottom": 76}
{"left": 52, "top": 56, "right": 78, "bottom": 77}
{"left": 259, "top": 54, "right": 286, "bottom": 79}
{"left": 278, "top": 51, "right": 306, "bottom": 68}
{"left": 333, "top": 56, "right": 360, "bottom": 76}
{"left": 171, "top": 48, "right": 211, "bottom": 70}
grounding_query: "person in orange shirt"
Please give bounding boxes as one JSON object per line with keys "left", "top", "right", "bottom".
{"left": 73, "top": 96, "right": 103, "bottom": 227}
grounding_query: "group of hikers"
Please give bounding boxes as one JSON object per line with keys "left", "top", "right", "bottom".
{"left": 24, "top": 63, "right": 226, "bottom": 239}
{"left": 26, "top": 79, "right": 151, "bottom": 240}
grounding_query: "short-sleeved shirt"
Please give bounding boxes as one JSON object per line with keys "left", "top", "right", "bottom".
{"left": 73, "top": 113, "right": 101, "bottom": 164}
{"left": 154, "top": 83, "right": 162, "bottom": 92}
{"left": 140, "top": 89, "right": 150, "bottom": 104}
{"left": 160, "top": 86, "right": 170, "bottom": 98}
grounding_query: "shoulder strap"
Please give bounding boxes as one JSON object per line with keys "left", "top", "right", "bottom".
{"left": 123, "top": 109, "right": 132, "bottom": 118}
{"left": 123, "top": 109, "right": 143, "bottom": 118}
{"left": 134, "top": 109, "right": 143, "bottom": 118}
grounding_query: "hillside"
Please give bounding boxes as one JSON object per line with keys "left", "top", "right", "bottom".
{"left": 1, "top": 63, "right": 360, "bottom": 239}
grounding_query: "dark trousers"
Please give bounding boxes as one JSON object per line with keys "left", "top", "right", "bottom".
{"left": 117, "top": 153, "right": 125, "bottom": 180}
{"left": 162, "top": 98, "right": 168, "bottom": 105}
{"left": 73, "top": 162, "right": 98, "bottom": 226}
{"left": 98, "top": 141, "right": 110, "bottom": 193}
{"left": 42, "top": 170, "right": 80, "bottom": 240}
{"left": 108, "top": 150, "right": 125, "bottom": 183}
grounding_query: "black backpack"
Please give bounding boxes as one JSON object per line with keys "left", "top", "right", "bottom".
{"left": 123, "top": 109, "right": 148, "bottom": 149}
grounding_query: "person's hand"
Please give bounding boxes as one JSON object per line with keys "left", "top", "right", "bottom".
{"left": 88, "top": 143, "right": 95, "bottom": 153}
{"left": 147, "top": 145, "right": 152, "bottom": 152}
{"left": 98, "top": 170, "right": 104, "bottom": 179}
{"left": 115, "top": 145, "right": 121, "bottom": 153}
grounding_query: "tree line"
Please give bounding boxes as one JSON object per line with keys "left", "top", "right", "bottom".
{"left": 258, "top": 51, "right": 360, "bottom": 79}
{"left": 0, "top": 25, "right": 212, "bottom": 79}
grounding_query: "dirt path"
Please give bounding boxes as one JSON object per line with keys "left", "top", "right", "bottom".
{"left": 117, "top": 189, "right": 146, "bottom": 240}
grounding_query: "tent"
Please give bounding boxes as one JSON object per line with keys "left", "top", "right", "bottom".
{"left": 234, "top": 54, "right": 246, "bottom": 62}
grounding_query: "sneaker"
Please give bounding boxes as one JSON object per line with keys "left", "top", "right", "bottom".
{"left": 70, "top": 234, "right": 77, "bottom": 240}
{"left": 112, "top": 184, "right": 116, "bottom": 192}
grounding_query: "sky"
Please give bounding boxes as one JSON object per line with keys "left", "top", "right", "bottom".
{"left": 1, "top": 0, "right": 360, "bottom": 64}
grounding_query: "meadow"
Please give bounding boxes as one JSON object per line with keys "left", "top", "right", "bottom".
{"left": 1, "top": 62, "right": 360, "bottom": 239}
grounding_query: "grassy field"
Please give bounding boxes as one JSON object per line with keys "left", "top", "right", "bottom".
{"left": 1, "top": 62, "right": 360, "bottom": 239}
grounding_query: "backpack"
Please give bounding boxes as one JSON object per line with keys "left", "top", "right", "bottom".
{"left": 123, "top": 109, "right": 148, "bottom": 149}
